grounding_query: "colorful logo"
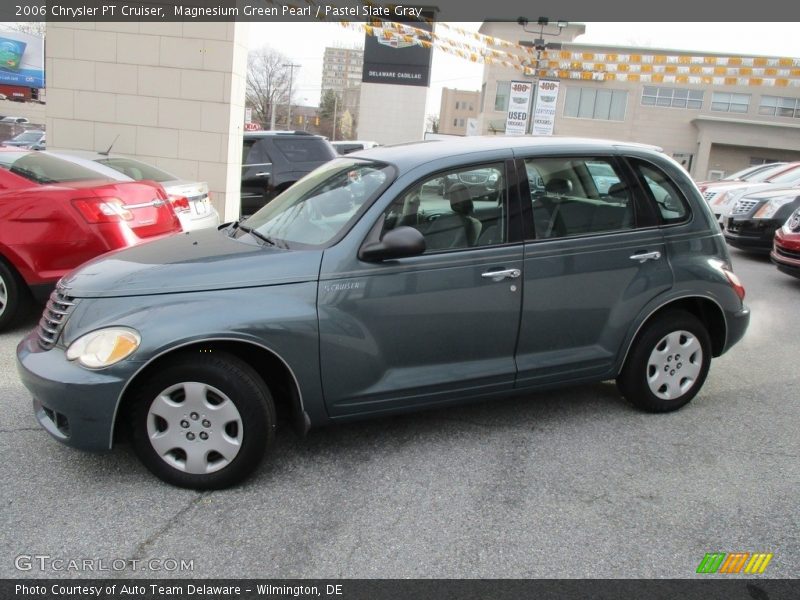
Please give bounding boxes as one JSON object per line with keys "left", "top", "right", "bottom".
{"left": 696, "top": 552, "right": 773, "bottom": 574}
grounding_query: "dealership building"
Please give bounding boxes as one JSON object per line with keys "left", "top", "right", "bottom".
{"left": 478, "top": 22, "right": 800, "bottom": 180}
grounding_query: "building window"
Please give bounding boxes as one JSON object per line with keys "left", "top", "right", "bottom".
{"left": 711, "top": 92, "right": 750, "bottom": 113}
{"left": 480, "top": 83, "right": 486, "bottom": 112}
{"left": 564, "top": 87, "right": 627, "bottom": 121}
{"left": 642, "top": 86, "right": 703, "bottom": 109}
{"left": 453, "top": 118, "right": 458, "bottom": 126}
{"left": 458, "top": 118, "right": 465, "bottom": 127}
{"left": 759, "top": 95, "right": 800, "bottom": 118}
{"left": 468, "top": 103, "right": 474, "bottom": 111}
{"left": 455, "top": 101, "right": 461, "bottom": 110}
{"left": 495, "top": 81, "right": 510, "bottom": 112}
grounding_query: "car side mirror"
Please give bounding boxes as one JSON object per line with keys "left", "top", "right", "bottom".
{"left": 359, "top": 226, "right": 426, "bottom": 262}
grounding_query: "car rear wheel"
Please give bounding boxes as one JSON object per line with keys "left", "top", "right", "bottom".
{"left": 617, "top": 310, "right": 711, "bottom": 413}
{"left": 0, "top": 260, "right": 29, "bottom": 332}
{"left": 130, "top": 352, "right": 275, "bottom": 489}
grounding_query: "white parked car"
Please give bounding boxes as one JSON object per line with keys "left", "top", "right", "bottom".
{"left": 51, "top": 152, "right": 219, "bottom": 231}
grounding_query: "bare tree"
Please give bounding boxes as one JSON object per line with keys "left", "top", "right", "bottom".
{"left": 426, "top": 114, "right": 440, "bottom": 134}
{"left": 246, "top": 45, "right": 292, "bottom": 129}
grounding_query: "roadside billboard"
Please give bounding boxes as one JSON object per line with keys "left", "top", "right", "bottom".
{"left": 0, "top": 29, "right": 45, "bottom": 88}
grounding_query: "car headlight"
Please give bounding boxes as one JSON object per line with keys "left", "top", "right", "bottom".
{"left": 753, "top": 196, "right": 798, "bottom": 219}
{"left": 66, "top": 327, "right": 141, "bottom": 368}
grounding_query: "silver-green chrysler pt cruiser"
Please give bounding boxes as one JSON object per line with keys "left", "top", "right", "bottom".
{"left": 17, "top": 137, "right": 750, "bottom": 489}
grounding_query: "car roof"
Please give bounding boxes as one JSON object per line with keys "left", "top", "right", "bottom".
{"left": 244, "top": 130, "right": 326, "bottom": 140}
{"left": 350, "top": 136, "right": 663, "bottom": 173}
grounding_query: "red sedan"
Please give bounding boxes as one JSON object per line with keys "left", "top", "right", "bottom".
{"left": 0, "top": 149, "right": 182, "bottom": 330}
{"left": 771, "top": 208, "right": 800, "bottom": 279}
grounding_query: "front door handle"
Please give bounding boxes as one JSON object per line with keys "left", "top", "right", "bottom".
{"left": 481, "top": 268, "right": 521, "bottom": 281}
{"left": 629, "top": 251, "right": 662, "bottom": 263}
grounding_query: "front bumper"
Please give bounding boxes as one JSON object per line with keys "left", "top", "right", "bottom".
{"left": 16, "top": 332, "right": 138, "bottom": 451}
{"left": 723, "top": 217, "right": 782, "bottom": 252}
{"left": 770, "top": 229, "right": 800, "bottom": 279}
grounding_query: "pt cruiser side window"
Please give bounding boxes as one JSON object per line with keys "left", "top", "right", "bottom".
{"left": 524, "top": 156, "right": 634, "bottom": 239}
{"left": 381, "top": 163, "right": 507, "bottom": 251}
{"left": 629, "top": 159, "right": 691, "bottom": 224}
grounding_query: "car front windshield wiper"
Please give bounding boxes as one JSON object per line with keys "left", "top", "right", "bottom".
{"left": 237, "top": 223, "right": 276, "bottom": 246}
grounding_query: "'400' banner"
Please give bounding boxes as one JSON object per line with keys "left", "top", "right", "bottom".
{"left": 532, "top": 80, "right": 560, "bottom": 136}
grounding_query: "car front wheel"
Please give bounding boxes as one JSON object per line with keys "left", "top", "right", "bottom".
{"left": 617, "top": 310, "right": 711, "bottom": 413}
{"left": 130, "top": 352, "right": 275, "bottom": 489}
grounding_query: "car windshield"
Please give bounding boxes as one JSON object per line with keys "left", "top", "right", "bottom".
{"left": 11, "top": 131, "right": 42, "bottom": 143}
{"left": 766, "top": 167, "right": 800, "bottom": 185}
{"left": 243, "top": 158, "right": 393, "bottom": 247}
{"left": 0, "top": 151, "right": 113, "bottom": 184}
{"left": 95, "top": 157, "right": 175, "bottom": 182}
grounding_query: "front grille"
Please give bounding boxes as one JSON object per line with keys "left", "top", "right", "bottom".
{"left": 704, "top": 191, "right": 718, "bottom": 202}
{"left": 730, "top": 199, "right": 759, "bottom": 216}
{"left": 37, "top": 285, "right": 77, "bottom": 350}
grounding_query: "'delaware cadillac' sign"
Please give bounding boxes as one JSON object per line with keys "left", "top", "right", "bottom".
{"left": 505, "top": 81, "right": 533, "bottom": 136}
{"left": 532, "top": 79, "right": 560, "bottom": 136}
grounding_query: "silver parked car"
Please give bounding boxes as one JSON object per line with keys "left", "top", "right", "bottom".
{"left": 17, "top": 137, "right": 749, "bottom": 489}
{"left": 52, "top": 152, "right": 219, "bottom": 231}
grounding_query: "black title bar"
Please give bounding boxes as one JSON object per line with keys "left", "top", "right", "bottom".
{"left": 5, "top": 0, "right": 800, "bottom": 22}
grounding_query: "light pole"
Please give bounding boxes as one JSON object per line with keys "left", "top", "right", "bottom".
{"left": 518, "top": 17, "right": 568, "bottom": 135}
{"left": 283, "top": 62, "right": 300, "bottom": 130}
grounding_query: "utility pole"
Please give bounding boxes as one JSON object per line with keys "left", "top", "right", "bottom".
{"left": 283, "top": 62, "right": 300, "bottom": 130}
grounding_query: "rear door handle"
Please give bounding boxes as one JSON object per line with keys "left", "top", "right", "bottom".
{"left": 629, "top": 251, "right": 662, "bottom": 263}
{"left": 481, "top": 268, "right": 521, "bottom": 281}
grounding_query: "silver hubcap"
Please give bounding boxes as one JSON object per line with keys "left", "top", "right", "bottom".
{"left": 0, "top": 274, "right": 7, "bottom": 317}
{"left": 146, "top": 382, "right": 243, "bottom": 474}
{"left": 646, "top": 330, "right": 703, "bottom": 400}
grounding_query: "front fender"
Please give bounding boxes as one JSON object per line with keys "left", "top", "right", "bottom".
{"left": 63, "top": 283, "right": 326, "bottom": 433}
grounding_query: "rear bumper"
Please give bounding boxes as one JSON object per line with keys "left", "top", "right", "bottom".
{"left": 723, "top": 306, "right": 751, "bottom": 354}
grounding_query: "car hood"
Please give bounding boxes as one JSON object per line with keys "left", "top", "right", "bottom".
{"left": 60, "top": 227, "right": 323, "bottom": 298}
{"left": 739, "top": 186, "right": 800, "bottom": 201}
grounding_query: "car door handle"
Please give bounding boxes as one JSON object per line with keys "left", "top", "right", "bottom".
{"left": 481, "top": 268, "right": 521, "bottom": 281}
{"left": 629, "top": 251, "right": 662, "bottom": 263}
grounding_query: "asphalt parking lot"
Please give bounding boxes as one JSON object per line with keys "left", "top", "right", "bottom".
{"left": 1, "top": 247, "right": 797, "bottom": 579}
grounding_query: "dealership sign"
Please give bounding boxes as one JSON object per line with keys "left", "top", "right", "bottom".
{"left": 532, "top": 80, "right": 560, "bottom": 136}
{"left": 505, "top": 81, "right": 533, "bottom": 136}
{"left": 361, "top": 9, "right": 433, "bottom": 87}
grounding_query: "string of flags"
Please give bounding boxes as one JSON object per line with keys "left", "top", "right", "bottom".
{"left": 258, "top": 0, "right": 800, "bottom": 88}
{"left": 343, "top": 18, "right": 800, "bottom": 88}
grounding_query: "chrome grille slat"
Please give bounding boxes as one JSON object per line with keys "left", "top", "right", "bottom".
{"left": 731, "top": 199, "right": 759, "bottom": 216}
{"left": 36, "top": 285, "right": 77, "bottom": 350}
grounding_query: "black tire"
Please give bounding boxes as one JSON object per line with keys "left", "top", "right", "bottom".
{"left": 129, "top": 351, "right": 276, "bottom": 489}
{"left": 0, "top": 259, "right": 30, "bottom": 332}
{"left": 617, "top": 310, "right": 712, "bottom": 413}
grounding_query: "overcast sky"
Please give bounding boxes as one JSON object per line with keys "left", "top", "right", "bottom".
{"left": 248, "top": 22, "right": 800, "bottom": 117}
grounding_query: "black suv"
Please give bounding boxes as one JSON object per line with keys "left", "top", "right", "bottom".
{"left": 241, "top": 131, "right": 336, "bottom": 216}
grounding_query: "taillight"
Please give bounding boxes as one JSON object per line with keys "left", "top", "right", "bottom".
{"left": 168, "top": 194, "right": 191, "bottom": 213}
{"left": 72, "top": 198, "right": 133, "bottom": 223}
{"left": 722, "top": 267, "right": 746, "bottom": 301}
